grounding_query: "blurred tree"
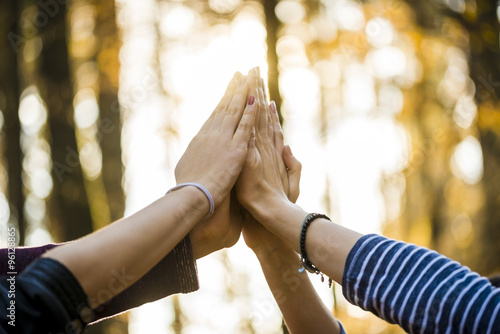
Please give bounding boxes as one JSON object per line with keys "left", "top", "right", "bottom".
{"left": 37, "top": 1, "right": 93, "bottom": 246}
{"left": 92, "top": 0, "right": 125, "bottom": 222}
{"left": 469, "top": 0, "right": 500, "bottom": 275}
{"left": 404, "top": 0, "right": 500, "bottom": 275}
{"left": 262, "top": 0, "right": 283, "bottom": 122}
{"left": 0, "top": 0, "right": 25, "bottom": 245}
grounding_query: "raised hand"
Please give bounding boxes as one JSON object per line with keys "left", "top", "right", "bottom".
{"left": 236, "top": 75, "right": 295, "bottom": 223}
{"left": 241, "top": 88, "right": 302, "bottom": 252}
{"left": 241, "top": 139, "right": 301, "bottom": 253}
{"left": 186, "top": 69, "right": 261, "bottom": 258}
{"left": 239, "top": 85, "right": 342, "bottom": 334}
{"left": 175, "top": 69, "right": 259, "bottom": 209}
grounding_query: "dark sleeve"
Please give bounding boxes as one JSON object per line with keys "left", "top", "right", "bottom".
{"left": 342, "top": 234, "right": 500, "bottom": 333}
{"left": 0, "top": 236, "right": 199, "bottom": 324}
{"left": 90, "top": 235, "right": 199, "bottom": 323}
{"left": 0, "top": 244, "right": 58, "bottom": 275}
{"left": 1, "top": 258, "right": 90, "bottom": 334}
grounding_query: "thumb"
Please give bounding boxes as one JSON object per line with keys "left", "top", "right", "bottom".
{"left": 283, "top": 145, "right": 301, "bottom": 203}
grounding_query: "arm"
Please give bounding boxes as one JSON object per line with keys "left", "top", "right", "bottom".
{"left": 250, "top": 228, "right": 341, "bottom": 334}
{"left": 236, "top": 72, "right": 362, "bottom": 285}
{"left": 242, "top": 161, "right": 500, "bottom": 333}
{"left": 1, "top": 240, "right": 198, "bottom": 323}
{"left": 42, "top": 69, "right": 259, "bottom": 309}
{"left": 239, "top": 79, "right": 342, "bottom": 334}
{"left": 236, "top": 74, "right": 499, "bottom": 333}
{"left": 343, "top": 235, "right": 500, "bottom": 333}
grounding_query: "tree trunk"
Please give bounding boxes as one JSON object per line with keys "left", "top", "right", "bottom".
{"left": 404, "top": 0, "right": 500, "bottom": 275}
{"left": 37, "top": 1, "right": 93, "bottom": 242}
{"left": 263, "top": 0, "right": 283, "bottom": 123}
{"left": 0, "top": 0, "right": 25, "bottom": 245}
{"left": 469, "top": 0, "right": 500, "bottom": 275}
{"left": 92, "top": 0, "right": 125, "bottom": 222}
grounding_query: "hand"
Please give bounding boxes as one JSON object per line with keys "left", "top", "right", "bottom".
{"left": 189, "top": 191, "right": 242, "bottom": 259}
{"left": 236, "top": 77, "right": 300, "bottom": 222}
{"left": 241, "top": 97, "right": 301, "bottom": 254}
{"left": 175, "top": 69, "right": 259, "bottom": 208}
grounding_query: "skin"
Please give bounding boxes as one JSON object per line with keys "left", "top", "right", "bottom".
{"left": 188, "top": 71, "right": 263, "bottom": 259}
{"left": 43, "top": 68, "right": 260, "bottom": 308}
{"left": 236, "top": 75, "right": 363, "bottom": 286}
{"left": 239, "top": 79, "right": 340, "bottom": 333}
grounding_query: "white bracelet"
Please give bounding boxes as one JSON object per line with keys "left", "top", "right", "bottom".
{"left": 166, "top": 182, "right": 215, "bottom": 217}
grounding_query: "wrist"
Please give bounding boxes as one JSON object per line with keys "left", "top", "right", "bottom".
{"left": 249, "top": 200, "right": 308, "bottom": 254}
{"left": 167, "top": 186, "right": 210, "bottom": 224}
{"left": 247, "top": 196, "right": 293, "bottom": 224}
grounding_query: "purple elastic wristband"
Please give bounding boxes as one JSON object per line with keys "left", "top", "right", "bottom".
{"left": 166, "top": 182, "right": 215, "bottom": 217}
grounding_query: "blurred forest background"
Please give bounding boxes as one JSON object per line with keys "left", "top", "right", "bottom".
{"left": 1, "top": 0, "right": 499, "bottom": 333}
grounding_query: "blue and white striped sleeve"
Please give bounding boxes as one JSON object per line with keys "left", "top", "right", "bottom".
{"left": 342, "top": 234, "right": 500, "bottom": 334}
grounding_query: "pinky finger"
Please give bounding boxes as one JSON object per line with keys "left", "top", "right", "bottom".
{"left": 283, "top": 145, "right": 301, "bottom": 203}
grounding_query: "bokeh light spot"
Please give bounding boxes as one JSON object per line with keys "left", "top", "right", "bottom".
{"left": 160, "top": 5, "right": 195, "bottom": 38}
{"left": 365, "top": 17, "right": 394, "bottom": 47}
{"left": 209, "top": 0, "right": 241, "bottom": 14}
{"left": 19, "top": 87, "right": 47, "bottom": 136}
{"left": 451, "top": 136, "right": 483, "bottom": 184}
{"left": 275, "top": 1, "right": 306, "bottom": 25}
{"left": 74, "top": 88, "right": 99, "bottom": 129}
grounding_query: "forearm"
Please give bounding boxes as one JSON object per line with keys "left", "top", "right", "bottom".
{"left": 255, "top": 200, "right": 362, "bottom": 284}
{"left": 43, "top": 186, "right": 208, "bottom": 308}
{"left": 343, "top": 235, "right": 500, "bottom": 333}
{"left": 255, "top": 245, "right": 340, "bottom": 334}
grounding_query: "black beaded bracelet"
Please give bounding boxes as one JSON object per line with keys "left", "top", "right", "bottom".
{"left": 299, "top": 213, "right": 333, "bottom": 288}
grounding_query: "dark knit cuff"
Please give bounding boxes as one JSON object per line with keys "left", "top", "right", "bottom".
{"left": 91, "top": 235, "right": 199, "bottom": 323}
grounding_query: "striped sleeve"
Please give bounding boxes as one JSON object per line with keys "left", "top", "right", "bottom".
{"left": 342, "top": 234, "right": 500, "bottom": 334}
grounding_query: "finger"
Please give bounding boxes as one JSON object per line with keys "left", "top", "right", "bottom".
{"left": 270, "top": 101, "right": 284, "bottom": 153}
{"left": 201, "top": 72, "right": 243, "bottom": 133}
{"left": 220, "top": 67, "right": 261, "bottom": 134}
{"left": 283, "top": 145, "right": 301, "bottom": 203}
{"left": 260, "top": 78, "right": 269, "bottom": 105}
{"left": 215, "top": 71, "right": 243, "bottom": 112}
{"left": 247, "top": 69, "right": 260, "bottom": 130}
{"left": 238, "top": 127, "right": 258, "bottom": 181}
{"left": 256, "top": 80, "right": 269, "bottom": 136}
{"left": 232, "top": 95, "right": 257, "bottom": 145}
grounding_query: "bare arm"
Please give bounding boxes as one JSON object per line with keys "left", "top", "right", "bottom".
{"left": 236, "top": 72, "right": 361, "bottom": 286}
{"left": 246, "top": 216, "right": 341, "bottom": 334}
{"left": 43, "top": 69, "right": 259, "bottom": 308}
{"left": 239, "top": 79, "right": 341, "bottom": 333}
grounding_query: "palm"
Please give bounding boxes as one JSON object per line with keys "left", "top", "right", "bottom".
{"left": 189, "top": 193, "right": 242, "bottom": 259}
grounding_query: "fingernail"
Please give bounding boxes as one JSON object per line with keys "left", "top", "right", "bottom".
{"left": 270, "top": 101, "right": 277, "bottom": 113}
{"left": 248, "top": 96, "right": 255, "bottom": 105}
